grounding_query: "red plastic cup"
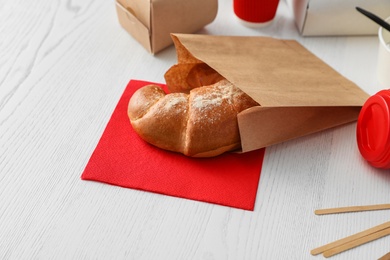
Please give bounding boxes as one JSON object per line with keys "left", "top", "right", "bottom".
{"left": 356, "top": 89, "right": 390, "bottom": 169}
{"left": 233, "top": 0, "right": 280, "bottom": 27}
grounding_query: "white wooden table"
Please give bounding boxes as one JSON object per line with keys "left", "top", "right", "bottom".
{"left": 1, "top": 0, "right": 390, "bottom": 259}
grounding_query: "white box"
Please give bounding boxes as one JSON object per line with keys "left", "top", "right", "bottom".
{"left": 288, "top": 0, "right": 390, "bottom": 36}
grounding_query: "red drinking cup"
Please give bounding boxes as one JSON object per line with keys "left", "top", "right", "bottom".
{"left": 357, "top": 89, "right": 390, "bottom": 169}
{"left": 234, "top": 0, "right": 280, "bottom": 27}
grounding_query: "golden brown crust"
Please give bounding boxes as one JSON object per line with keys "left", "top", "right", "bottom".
{"left": 128, "top": 85, "right": 165, "bottom": 120}
{"left": 129, "top": 87, "right": 189, "bottom": 153}
{"left": 185, "top": 80, "right": 246, "bottom": 156}
{"left": 164, "top": 63, "right": 225, "bottom": 94}
{"left": 128, "top": 79, "right": 259, "bottom": 157}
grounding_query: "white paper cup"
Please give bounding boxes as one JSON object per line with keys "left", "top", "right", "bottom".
{"left": 377, "top": 17, "right": 390, "bottom": 87}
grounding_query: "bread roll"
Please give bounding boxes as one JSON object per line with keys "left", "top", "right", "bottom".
{"left": 128, "top": 79, "right": 259, "bottom": 157}
{"left": 164, "top": 63, "right": 225, "bottom": 93}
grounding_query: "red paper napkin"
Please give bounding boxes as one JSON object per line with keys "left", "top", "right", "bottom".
{"left": 81, "top": 80, "right": 265, "bottom": 210}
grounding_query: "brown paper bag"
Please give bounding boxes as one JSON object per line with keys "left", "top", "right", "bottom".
{"left": 171, "top": 33, "right": 370, "bottom": 152}
{"left": 116, "top": 0, "right": 218, "bottom": 54}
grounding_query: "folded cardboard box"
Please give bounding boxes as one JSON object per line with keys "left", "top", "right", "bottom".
{"left": 287, "top": 0, "right": 390, "bottom": 36}
{"left": 170, "top": 34, "right": 369, "bottom": 152}
{"left": 115, "top": 0, "right": 217, "bottom": 54}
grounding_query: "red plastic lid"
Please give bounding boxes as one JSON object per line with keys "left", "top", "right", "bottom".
{"left": 356, "top": 90, "right": 390, "bottom": 169}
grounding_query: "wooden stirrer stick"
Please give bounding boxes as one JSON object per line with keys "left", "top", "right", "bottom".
{"left": 379, "top": 251, "right": 390, "bottom": 260}
{"left": 323, "top": 227, "right": 390, "bottom": 257}
{"left": 311, "top": 221, "right": 390, "bottom": 255}
{"left": 315, "top": 204, "right": 390, "bottom": 215}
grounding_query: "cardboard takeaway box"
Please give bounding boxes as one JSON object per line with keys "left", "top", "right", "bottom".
{"left": 288, "top": 0, "right": 390, "bottom": 36}
{"left": 115, "top": 0, "right": 218, "bottom": 54}
{"left": 170, "top": 34, "right": 370, "bottom": 152}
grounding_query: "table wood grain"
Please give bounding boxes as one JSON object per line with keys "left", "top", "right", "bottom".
{"left": 1, "top": 0, "right": 390, "bottom": 259}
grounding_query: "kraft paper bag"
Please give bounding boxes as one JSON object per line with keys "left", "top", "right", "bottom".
{"left": 170, "top": 34, "right": 369, "bottom": 152}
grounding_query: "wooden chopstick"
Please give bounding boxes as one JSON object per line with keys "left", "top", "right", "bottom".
{"left": 323, "top": 227, "right": 390, "bottom": 257}
{"left": 315, "top": 204, "right": 390, "bottom": 215}
{"left": 311, "top": 221, "right": 390, "bottom": 256}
